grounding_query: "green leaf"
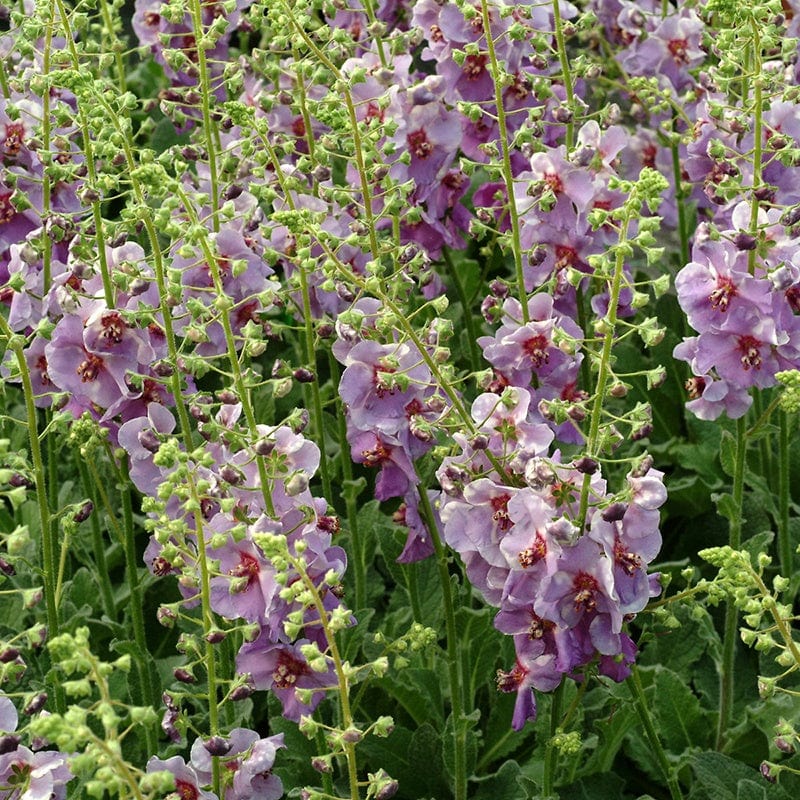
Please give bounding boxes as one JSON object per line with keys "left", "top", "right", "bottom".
{"left": 443, "top": 709, "right": 481, "bottom": 782}
{"left": 373, "top": 669, "right": 445, "bottom": 729}
{"left": 690, "top": 752, "right": 794, "bottom": 800}
{"left": 719, "top": 429, "right": 736, "bottom": 477}
{"left": 737, "top": 778, "right": 768, "bottom": 800}
{"left": 470, "top": 760, "right": 523, "bottom": 799}
{"left": 555, "top": 771, "right": 627, "bottom": 799}
{"left": 455, "top": 606, "right": 505, "bottom": 701}
{"left": 652, "top": 666, "right": 713, "bottom": 753}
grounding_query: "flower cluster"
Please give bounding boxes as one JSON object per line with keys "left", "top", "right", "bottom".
{"left": 0, "top": 694, "right": 73, "bottom": 800}
{"left": 437, "top": 389, "right": 664, "bottom": 728}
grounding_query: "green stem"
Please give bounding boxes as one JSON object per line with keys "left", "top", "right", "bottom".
{"left": 577, "top": 208, "right": 633, "bottom": 529}
{"left": 2, "top": 329, "right": 63, "bottom": 712}
{"left": 479, "top": 0, "right": 529, "bottom": 322}
{"left": 77, "top": 459, "right": 117, "bottom": 619}
{"left": 778, "top": 411, "right": 791, "bottom": 578}
{"left": 716, "top": 415, "right": 747, "bottom": 750}
{"left": 53, "top": 0, "right": 116, "bottom": 307}
{"left": 628, "top": 666, "right": 684, "bottom": 800}
{"left": 418, "top": 489, "right": 466, "bottom": 800}
{"left": 287, "top": 553, "right": 361, "bottom": 800}
{"left": 542, "top": 680, "right": 565, "bottom": 797}
{"left": 442, "top": 248, "right": 481, "bottom": 374}
{"left": 297, "top": 261, "right": 333, "bottom": 502}
{"left": 328, "top": 352, "right": 366, "bottom": 612}
{"left": 187, "top": 0, "right": 221, "bottom": 230}
{"left": 748, "top": 23, "right": 762, "bottom": 277}
{"left": 552, "top": 0, "right": 576, "bottom": 151}
{"left": 669, "top": 134, "right": 690, "bottom": 267}
{"left": 118, "top": 456, "right": 159, "bottom": 745}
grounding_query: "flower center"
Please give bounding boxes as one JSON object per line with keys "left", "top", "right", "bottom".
{"left": 407, "top": 129, "right": 433, "bottom": 159}
{"left": 77, "top": 352, "right": 104, "bottom": 383}
{"left": 708, "top": 276, "right": 737, "bottom": 312}
{"left": 518, "top": 532, "right": 547, "bottom": 568}
{"left": 272, "top": 650, "right": 311, "bottom": 689}
{"left": 737, "top": 335, "right": 763, "bottom": 370}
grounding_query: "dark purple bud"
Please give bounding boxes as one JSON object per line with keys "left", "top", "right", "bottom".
{"left": 73, "top": 501, "right": 93, "bottom": 523}
{"left": 219, "top": 465, "right": 243, "bottom": 485}
{"left": 567, "top": 405, "right": 586, "bottom": 422}
{"left": 470, "top": 434, "right": 490, "bottom": 450}
{"left": 291, "top": 409, "right": 310, "bottom": 433}
{"left": 574, "top": 457, "right": 599, "bottom": 475}
{"left": 130, "top": 277, "right": 149, "bottom": 296}
{"left": 153, "top": 361, "right": 174, "bottom": 377}
{"left": 312, "top": 164, "right": 331, "bottom": 182}
{"left": 335, "top": 282, "right": 355, "bottom": 302}
{"left": 312, "top": 757, "right": 333, "bottom": 773}
{"left": 293, "top": 368, "right": 315, "bottom": 383}
{"left": 553, "top": 106, "right": 573, "bottom": 124}
{"left": 0, "top": 648, "right": 20, "bottom": 663}
{"left": 0, "top": 558, "right": 15, "bottom": 577}
{"left": 229, "top": 682, "right": 254, "bottom": 701}
{"left": 531, "top": 54, "right": 549, "bottom": 70}
{"left": 181, "top": 146, "right": 200, "bottom": 161}
{"left": 206, "top": 629, "right": 226, "bottom": 644}
{"left": 220, "top": 117, "right": 234, "bottom": 131}
{"left": 630, "top": 454, "right": 654, "bottom": 477}
{"left": 341, "top": 728, "right": 363, "bottom": 744}
{"left": 137, "top": 428, "right": 161, "bottom": 453}
{"left": 189, "top": 404, "right": 210, "bottom": 423}
{"left": 572, "top": 146, "right": 594, "bottom": 167}
{"left": 398, "top": 245, "right": 419, "bottom": 265}
{"left": 376, "top": 780, "right": 399, "bottom": 800}
{"left": 782, "top": 206, "right": 800, "bottom": 226}
{"left": 254, "top": 438, "right": 276, "bottom": 456}
{"left": 602, "top": 502, "right": 628, "bottom": 522}
{"left": 631, "top": 423, "right": 653, "bottom": 441}
{"left": 775, "top": 736, "right": 795, "bottom": 754}
{"left": 173, "top": 668, "right": 195, "bottom": 684}
{"left": 760, "top": 762, "right": 776, "bottom": 783}
{"left": 23, "top": 692, "right": 47, "bottom": 715}
{"left": 217, "top": 389, "right": 238, "bottom": 404}
{"left": 481, "top": 295, "right": 500, "bottom": 322}
{"left": 754, "top": 186, "right": 774, "bottom": 202}
{"left": 224, "top": 184, "right": 244, "bottom": 201}
{"left": 489, "top": 279, "right": 509, "bottom": 298}
{"left": 157, "top": 606, "right": 177, "bottom": 627}
{"left": 0, "top": 735, "right": 21, "bottom": 755}
{"left": 734, "top": 231, "right": 757, "bottom": 250}
{"left": 528, "top": 245, "right": 547, "bottom": 266}
{"left": 317, "top": 322, "right": 334, "bottom": 339}
{"left": 203, "top": 736, "right": 232, "bottom": 756}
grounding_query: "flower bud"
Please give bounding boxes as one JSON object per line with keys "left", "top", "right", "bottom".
{"left": 0, "top": 735, "right": 21, "bottom": 755}
{"left": 203, "top": 736, "right": 232, "bottom": 756}
{"left": 173, "top": 667, "right": 196, "bottom": 684}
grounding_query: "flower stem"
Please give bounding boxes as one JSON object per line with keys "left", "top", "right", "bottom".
{"left": 542, "top": 680, "right": 565, "bottom": 797}
{"left": 552, "top": 0, "right": 576, "bottom": 151}
{"left": 628, "top": 665, "right": 684, "bottom": 800}
{"left": 417, "top": 489, "right": 466, "bottom": 800}
{"left": 778, "top": 411, "right": 792, "bottom": 578}
{"left": 716, "top": 415, "right": 747, "bottom": 750}
{"left": 1, "top": 327, "right": 63, "bottom": 712}
{"left": 442, "top": 248, "right": 481, "bottom": 374}
{"left": 479, "top": 0, "right": 529, "bottom": 322}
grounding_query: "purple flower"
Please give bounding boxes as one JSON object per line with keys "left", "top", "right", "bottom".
{"left": 236, "top": 637, "right": 335, "bottom": 722}
{"left": 535, "top": 536, "right": 623, "bottom": 656}
{"left": 146, "top": 755, "right": 217, "bottom": 800}
{"left": 190, "top": 729, "right": 285, "bottom": 800}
